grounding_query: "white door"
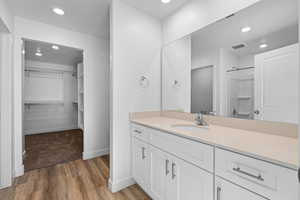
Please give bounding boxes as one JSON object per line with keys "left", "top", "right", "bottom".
{"left": 215, "top": 177, "right": 266, "bottom": 200}
{"left": 174, "top": 156, "right": 214, "bottom": 200}
{"left": 254, "top": 44, "right": 299, "bottom": 123}
{"left": 132, "top": 138, "right": 149, "bottom": 190}
{"left": 149, "top": 146, "right": 168, "bottom": 200}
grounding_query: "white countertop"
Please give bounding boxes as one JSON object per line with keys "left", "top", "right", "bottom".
{"left": 131, "top": 116, "right": 299, "bottom": 170}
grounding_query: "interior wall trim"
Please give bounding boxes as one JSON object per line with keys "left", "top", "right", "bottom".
{"left": 14, "top": 164, "right": 24, "bottom": 178}
{"left": 108, "top": 177, "right": 136, "bottom": 193}
{"left": 83, "top": 148, "right": 109, "bottom": 160}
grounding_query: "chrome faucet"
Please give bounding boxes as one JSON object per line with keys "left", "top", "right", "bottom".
{"left": 195, "top": 113, "right": 208, "bottom": 126}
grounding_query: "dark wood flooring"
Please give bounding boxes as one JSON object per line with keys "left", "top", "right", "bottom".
{"left": 0, "top": 155, "right": 151, "bottom": 200}
{"left": 24, "top": 129, "right": 83, "bottom": 171}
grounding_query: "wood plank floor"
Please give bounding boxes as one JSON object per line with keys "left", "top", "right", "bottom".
{"left": 24, "top": 130, "right": 83, "bottom": 171}
{"left": 0, "top": 155, "right": 151, "bottom": 200}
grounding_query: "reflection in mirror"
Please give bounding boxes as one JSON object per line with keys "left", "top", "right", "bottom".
{"left": 162, "top": 0, "right": 299, "bottom": 124}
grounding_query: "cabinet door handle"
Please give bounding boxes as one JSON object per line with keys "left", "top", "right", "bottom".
{"left": 233, "top": 167, "right": 264, "bottom": 181}
{"left": 172, "top": 162, "right": 176, "bottom": 179}
{"left": 142, "top": 147, "right": 146, "bottom": 159}
{"left": 165, "top": 160, "right": 170, "bottom": 176}
{"left": 217, "top": 186, "right": 221, "bottom": 200}
{"left": 134, "top": 130, "right": 142, "bottom": 134}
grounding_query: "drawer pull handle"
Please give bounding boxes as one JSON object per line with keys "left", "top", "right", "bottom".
{"left": 233, "top": 167, "right": 264, "bottom": 181}
{"left": 134, "top": 130, "right": 142, "bottom": 134}
{"left": 142, "top": 147, "right": 146, "bottom": 159}
{"left": 217, "top": 186, "right": 221, "bottom": 200}
{"left": 165, "top": 160, "right": 170, "bottom": 176}
{"left": 172, "top": 163, "right": 176, "bottom": 179}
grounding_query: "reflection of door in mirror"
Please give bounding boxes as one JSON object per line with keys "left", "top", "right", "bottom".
{"left": 254, "top": 44, "right": 299, "bottom": 124}
{"left": 191, "top": 66, "right": 213, "bottom": 114}
{"left": 227, "top": 68, "right": 254, "bottom": 119}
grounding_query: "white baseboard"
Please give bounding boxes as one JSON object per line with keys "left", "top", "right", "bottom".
{"left": 83, "top": 148, "right": 109, "bottom": 160}
{"left": 14, "top": 164, "right": 24, "bottom": 177}
{"left": 108, "top": 177, "right": 136, "bottom": 193}
{"left": 24, "top": 126, "right": 78, "bottom": 135}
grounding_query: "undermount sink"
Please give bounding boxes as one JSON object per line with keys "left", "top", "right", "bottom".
{"left": 172, "top": 124, "right": 209, "bottom": 133}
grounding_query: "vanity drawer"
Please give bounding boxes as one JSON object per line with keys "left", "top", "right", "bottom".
{"left": 149, "top": 128, "right": 214, "bottom": 172}
{"left": 131, "top": 124, "right": 150, "bottom": 142}
{"left": 215, "top": 148, "right": 298, "bottom": 200}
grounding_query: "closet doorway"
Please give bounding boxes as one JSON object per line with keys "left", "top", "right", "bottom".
{"left": 22, "top": 39, "right": 84, "bottom": 171}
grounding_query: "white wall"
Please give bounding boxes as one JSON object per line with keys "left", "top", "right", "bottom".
{"left": 162, "top": 36, "right": 191, "bottom": 112}
{"left": 238, "top": 55, "right": 255, "bottom": 67}
{"left": 13, "top": 17, "right": 110, "bottom": 177}
{"left": 0, "top": 0, "right": 13, "bottom": 189}
{"left": 110, "top": 0, "right": 162, "bottom": 192}
{"left": 192, "top": 48, "right": 219, "bottom": 69}
{"left": 162, "top": 0, "right": 260, "bottom": 44}
{"left": 23, "top": 61, "right": 78, "bottom": 135}
{"left": 0, "top": 32, "right": 13, "bottom": 189}
{"left": 0, "top": 0, "right": 13, "bottom": 32}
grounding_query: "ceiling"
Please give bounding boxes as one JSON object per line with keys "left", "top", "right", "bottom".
{"left": 191, "top": 0, "right": 298, "bottom": 56}
{"left": 8, "top": 0, "right": 110, "bottom": 38}
{"left": 122, "top": 0, "right": 192, "bottom": 19}
{"left": 8, "top": 0, "right": 192, "bottom": 38}
{"left": 24, "top": 40, "right": 83, "bottom": 66}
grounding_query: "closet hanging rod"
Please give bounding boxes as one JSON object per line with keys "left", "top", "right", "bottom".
{"left": 24, "top": 68, "right": 74, "bottom": 74}
{"left": 226, "top": 66, "right": 255, "bottom": 72}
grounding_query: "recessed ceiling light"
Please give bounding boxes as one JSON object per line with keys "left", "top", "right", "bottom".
{"left": 52, "top": 45, "right": 60, "bottom": 50}
{"left": 161, "top": 0, "right": 171, "bottom": 4}
{"left": 259, "top": 43, "right": 268, "bottom": 49}
{"left": 35, "top": 48, "right": 43, "bottom": 57}
{"left": 35, "top": 52, "right": 43, "bottom": 57}
{"left": 241, "top": 26, "right": 251, "bottom": 33}
{"left": 53, "top": 8, "right": 65, "bottom": 16}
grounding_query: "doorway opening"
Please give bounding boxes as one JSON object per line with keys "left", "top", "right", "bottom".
{"left": 22, "top": 39, "right": 84, "bottom": 171}
{"left": 191, "top": 65, "right": 214, "bottom": 114}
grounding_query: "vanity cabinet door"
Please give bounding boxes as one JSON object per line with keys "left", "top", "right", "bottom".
{"left": 167, "top": 156, "right": 213, "bottom": 200}
{"left": 215, "top": 177, "right": 266, "bottom": 200}
{"left": 149, "top": 146, "right": 168, "bottom": 200}
{"left": 132, "top": 138, "right": 150, "bottom": 191}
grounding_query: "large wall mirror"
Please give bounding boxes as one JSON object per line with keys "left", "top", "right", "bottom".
{"left": 162, "top": 0, "right": 299, "bottom": 124}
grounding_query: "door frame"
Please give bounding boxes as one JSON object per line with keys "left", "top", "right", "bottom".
{"left": 13, "top": 37, "right": 85, "bottom": 179}
{"left": 0, "top": 32, "right": 13, "bottom": 189}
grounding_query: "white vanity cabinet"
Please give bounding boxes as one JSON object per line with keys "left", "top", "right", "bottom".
{"left": 215, "top": 177, "right": 266, "bottom": 200}
{"left": 171, "top": 155, "right": 213, "bottom": 200}
{"left": 215, "top": 148, "right": 298, "bottom": 200}
{"left": 132, "top": 137, "right": 150, "bottom": 192}
{"left": 131, "top": 123, "right": 298, "bottom": 200}
{"left": 131, "top": 124, "right": 214, "bottom": 200}
{"left": 149, "top": 145, "right": 214, "bottom": 200}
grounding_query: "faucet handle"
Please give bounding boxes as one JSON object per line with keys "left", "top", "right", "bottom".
{"left": 209, "top": 111, "right": 217, "bottom": 116}
{"left": 196, "top": 113, "right": 203, "bottom": 119}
